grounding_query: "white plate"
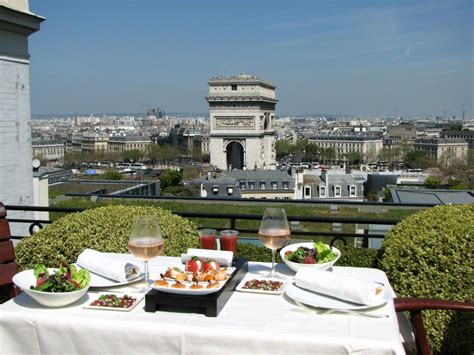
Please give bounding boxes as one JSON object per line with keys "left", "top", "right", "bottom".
{"left": 280, "top": 242, "right": 341, "bottom": 272}
{"left": 76, "top": 265, "right": 144, "bottom": 288}
{"left": 235, "top": 274, "right": 288, "bottom": 295}
{"left": 151, "top": 281, "right": 225, "bottom": 295}
{"left": 84, "top": 292, "right": 144, "bottom": 312}
{"left": 284, "top": 282, "right": 389, "bottom": 310}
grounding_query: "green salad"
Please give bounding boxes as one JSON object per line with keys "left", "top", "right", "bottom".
{"left": 31, "top": 262, "right": 90, "bottom": 292}
{"left": 284, "top": 241, "right": 338, "bottom": 264}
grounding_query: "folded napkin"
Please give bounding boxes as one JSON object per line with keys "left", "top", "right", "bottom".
{"left": 294, "top": 268, "right": 385, "bottom": 306}
{"left": 77, "top": 249, "right": 140, "bottom": 282}
{"left": 181, "top": 248, "right": 233, "bottom": 267}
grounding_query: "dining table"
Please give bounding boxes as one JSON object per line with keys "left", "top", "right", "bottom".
{"left": 0, "top": 254, "right": 406, "bottom": 355}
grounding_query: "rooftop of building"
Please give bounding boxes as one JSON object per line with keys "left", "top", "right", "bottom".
{"left": 108, "top": 135, "right": 150, "bottom": 142}
{"left": 390, "top": 188, "right": 474, "bottom": 205}
{"left": 208, "top": 74, "right": 275, "bottom": 88}
{"left": 309, "top": 133, "right": 383, "bottom": 141}
{"left": 414, "top": 137, "right": 468, "bottom": 144}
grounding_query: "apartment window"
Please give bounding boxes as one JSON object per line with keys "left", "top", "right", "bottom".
{"left": 304, "top": 186, "right": 311, "bottom": 197}
{"left": 212, "top": 187, "right": 219, "bottom": 195}
{"left": 227, "top": 186, "right": 234, "bottom": 196}
{"left": 319, "top": 186, "right": 326, "bottom": 198}
{"left": 271, "top": 181, "right": 278, "bottom": 190}
{"left": 334, "top": 185, "right": 341, "bottom": 197}
{"left": 239, "top": 181, "right": 246, "bottom": 190}
{"left": 248, "top": 182, "right": 255, "bottom": 190}
{"left": 282, "top": 181, "right": 289, "bottom": 189}
{"left": 231, "top": 84, "right": 237, "bottom": 91}
{"left": 349, "top": 185, "right": 356, "bottom": 197}
{"left": 260, "top": 182, "right": 266, "bottom": 190}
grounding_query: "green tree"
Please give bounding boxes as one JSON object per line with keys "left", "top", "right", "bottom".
{"left": 446, "top": 178, "right": 467, "bottom": 190}
{"left": 346, "top": 152, "right": 363, "bottom": 166}
{"left": 103, "top": 170, "right": 122, "bottom": 180}
{"left": 383, "top": 188, "right": 392, "bottom": 202}
{"left": 425, "top": 176, "right": 441, "bottom": 189}
{"left": 405, "top": 150, "right": 434, "bottom": 169}
{"left": 122, "top": 149, "right": 142, "bottom": 162}
{"left": 159, "top": 169, "right": 183, "bottom": 191}
{"left": 304, "top": 143, "right": 319, "bottom": 162}
{"left": 275, "top": 140, "right": 292, "bottom": 159}
{"left": 321, "top": 147, "right": 336, "bottom": 164}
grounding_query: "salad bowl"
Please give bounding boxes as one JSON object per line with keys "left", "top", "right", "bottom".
{"left": 13, "top": 267, "right": 90, "bottom": 307}
{"left": 280, "top": 242, "right": 341, "bottom": 273}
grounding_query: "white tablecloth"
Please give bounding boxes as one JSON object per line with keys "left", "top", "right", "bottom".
{"left": 0, "top": 255, "right": 405, "bottom": 355}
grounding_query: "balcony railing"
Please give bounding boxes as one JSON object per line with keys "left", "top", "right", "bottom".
{"left": 5, "top": 197, "right": 434, "bottom": 247}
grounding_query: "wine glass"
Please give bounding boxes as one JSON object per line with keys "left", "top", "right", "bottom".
{"left": 128, "top": 215, "right": 164, "bottom": 291}
{"left": 258, "top": 208, "right": 291, "bottom": 278}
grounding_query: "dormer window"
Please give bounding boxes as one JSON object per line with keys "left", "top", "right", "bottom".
{"left": 319, "top": 186, "right": 326, "bottom": 198}
{"left": 271, "top": 181, "right": 278, "bottom": 189}
{"left": 283, "top": 181, "right": 289, "bottom": 189}
{"left": 248, "top": 182, "right": 255, "bottom": 190}
{"left": 260, "top": 182, "right": 266, "bottom": 190}
{"left": 334, "top": 185, "right": 341, "bottom": 197}
{"left": 349, "top": 185, "right": 356, "bottom": 197}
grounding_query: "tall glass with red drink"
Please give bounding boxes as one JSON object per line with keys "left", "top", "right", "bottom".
{"left": 198, "top": 229, "right": 217, "bottom": 250}
{"left": 220, "top": 230, "right": 238, "bottom": 254}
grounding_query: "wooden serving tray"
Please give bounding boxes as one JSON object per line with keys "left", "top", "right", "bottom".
{"left": 144, "top": 258, "right": 248, "bottom": 317}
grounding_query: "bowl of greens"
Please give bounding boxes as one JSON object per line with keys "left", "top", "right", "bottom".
{"left": 280, "top": 241, "right": 340, "bottom": 272}
{"left": 12, "top": 262, "right": 90, "bottom": 307}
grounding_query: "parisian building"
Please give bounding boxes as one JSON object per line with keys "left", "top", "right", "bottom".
{"left": 308, "top": 134, "right": 383, "bottom": 163}
{"left": 414, "top": 138, "right": 468, "bottom": 166}
{"left": 0, "top": 1, "right": 44, "bottom": 234}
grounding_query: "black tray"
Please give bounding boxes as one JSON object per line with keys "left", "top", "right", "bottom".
{"left": 144, "top": 258, "right": 248, "bottom": 317}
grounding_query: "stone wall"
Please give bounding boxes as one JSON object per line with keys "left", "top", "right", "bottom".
{"left": 0, "top": 56, "right": 34, "bottom": 236}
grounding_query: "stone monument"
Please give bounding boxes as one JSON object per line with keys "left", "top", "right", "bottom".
{"left": 206, "top": 74, "right": 278, "bottom": 170}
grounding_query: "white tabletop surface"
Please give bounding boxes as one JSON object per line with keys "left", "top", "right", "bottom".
{"left": 0, "top": 255, "right": 405, "bottom": 355}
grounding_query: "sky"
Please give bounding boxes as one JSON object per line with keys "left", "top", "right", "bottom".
{"left": 28, "top": 0, "right": 473, "bottom": 117}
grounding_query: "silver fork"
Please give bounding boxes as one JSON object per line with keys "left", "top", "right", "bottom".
{"left": 294, "top": 301, "right": 389, "bottom": 319}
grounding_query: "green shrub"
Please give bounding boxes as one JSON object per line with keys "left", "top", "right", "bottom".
{"left": 236, "top": 243, "right": 276, "bottom": 263}
{"left": 15, "top": 205, "right": 199, "bottom": 270}
{"left": 380, "top": 204, "right": 474, "bottom": 353}
{"left": 337, "top": 246, "right": 378, "bottom": 268}
{"left": 236, "top": 242, "right": 377, "bottom": 268}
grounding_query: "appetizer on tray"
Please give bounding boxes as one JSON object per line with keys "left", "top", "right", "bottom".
{"left": 152, "top": 256, "right": 231, "bottom": 295}
{"left": 161, "top": 257, "right": 230, "bottom": 283}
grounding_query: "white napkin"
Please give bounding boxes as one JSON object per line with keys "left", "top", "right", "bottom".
{"left": 77, "top": 249, "right": 140, "bottom": 282}
{"left": 294, "top": 268, "right": 385, "bottom": 306}
{"left": 181, "top": 248, "right": 233, "bottom": 267}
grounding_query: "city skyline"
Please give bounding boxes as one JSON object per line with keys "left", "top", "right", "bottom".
{"left": 29, "top": 0, "right": 473, "bottom": 117}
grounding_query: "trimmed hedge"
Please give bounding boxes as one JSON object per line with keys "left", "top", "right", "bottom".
{"left": 15, "top": 205, "right": 199, "bottom": 270}
{"left": 236, "top": 242, "right": 377, "bottom": 268}
{"left": 380, "top": 204, "right": 474, "bottom": 353}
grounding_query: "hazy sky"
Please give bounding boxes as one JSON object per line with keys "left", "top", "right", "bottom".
{"left": 29, "top": 0, "right": 473, "bottom": 116}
